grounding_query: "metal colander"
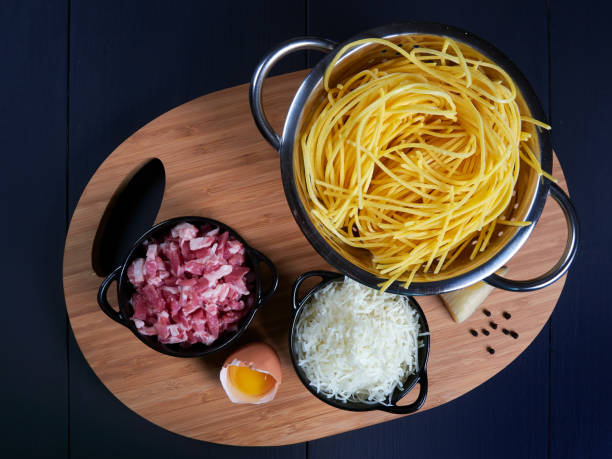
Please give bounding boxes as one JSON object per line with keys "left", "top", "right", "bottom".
{"left": 250, "top": 22, "right": 578, "bottom": 295}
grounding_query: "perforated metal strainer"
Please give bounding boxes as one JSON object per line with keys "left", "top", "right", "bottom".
{"left": 250, "top": 22, "right": 578, "bottom": 295}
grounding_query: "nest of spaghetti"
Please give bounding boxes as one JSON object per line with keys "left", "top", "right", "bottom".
{"left": 299, "top": 36, "right": 551, "bottom": 291}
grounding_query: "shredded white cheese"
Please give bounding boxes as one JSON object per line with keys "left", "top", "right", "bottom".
{"left": 295, "top": 277, "right": 422, "bottom": 405}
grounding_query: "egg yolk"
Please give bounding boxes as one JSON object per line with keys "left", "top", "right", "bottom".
{"left": 227, "top": 365, "right": 276, "bottom": 397}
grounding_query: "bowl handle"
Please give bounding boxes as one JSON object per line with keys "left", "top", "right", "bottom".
{"left": 249, "top": 248, "right": 279, "bottom": 306}
{"left": 484, "top": 181, "right": 579, "bottom": 292}
{"left": 249, "top": 37, "right": 337, "bottom": 151}
{"left": 291, "top": 270, "right": 341, "bottom": 311}
{"left": 97, "top": 266, "right": 128, "bottom": 325}
{"left": 380, "top": 372, "right": 429, "bottom": 415}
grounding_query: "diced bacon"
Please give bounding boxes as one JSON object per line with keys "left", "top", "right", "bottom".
{"left": 219, "top": 299, "right": 244, "bottom": 312}
{"left": 204, "top": 227, "right": 219, "bottom": 238}
{"left": 137, "top": 325, "right": 158, "bottom": 336}
{"left": 200, "top": 333, "right": 216, "bottom": 346}
{"left": 194, "top": 277, "right": 210, "bottom": 293}
{"left": 168, "top": 298, "right": 181, "bottom": 317}
{"left": 228, "top": 279, "right": 249, "bottom": 297}
{"left": 164, "top": 335, "right": 186, "bottom": 344}
{"left": 166, "top": 324, "right": 179, "bottom": 336}
{"left": 224, "top": 239, "right": 243, "bottom": 257}
{"left": 144, "top": 259, "right": 157, "bottom": 279}
{"left": 186, "top": 330, "right": 198, "bottom": 344}
{"left": 204, "top": 302, "right": 218, "bottom": 315}
{"left": 181, "top": 300, "right": 200, "bottom": 316}
{"left": 160, "top": 287, "right": 177, "bottom": 307}
{"left": 191, "top": 308, "right": 205, "bottom": 323}
{"left": 126, "top": 222, "right": 255, "bottom": 346}
{"left": 146, "top": 244, "right": 158, "bottom": 260}
{"left": 194, "top": 242, "right": 219, "bottom": 260}
{"left": 176, "top": 278, "right": 197, "bottom": 288}
{"left": 201, "top": 283, "right": 230, "bottom": 303}
{"left": 171, "top": 222, "right": 198, "bottom": 241}
{"left": 162, "top": 324, "right": 187, "bottom": 344}
{"left": 206, "top": 311, "right": 220, "bottom": 340}
{"left": 221, "top": 310, "right": 243, "bottom": 324}
{"left": 154, "top": 311, "right": 171, "bottom": 340}
{"left": 225, "top": 287, "right": 242, "bottom": 302}
{"left": 147, "top": 268, "right": 170, "bottom": 287}
{"left": 184, "top": 259, "right": 205, "bottom": 276}
{"left": 142, "top": 284, "right": 165, "bottom": 313}
{"left": 161, "top": 286, "right": 178, "bottom": 295}
{"left": 216, "top": 231, "right": 229, "bottom": 254}
{"left": 204, "top": 265, "right": 233, "bottom": 286}
{"left": 180, "top": 239, "right": 192, "bottom": 260}
{"left": 189, "top": 236, "right": 214, "bottom": 251}
{"left": 227, "top": 300, "right": 246, "bottom": 311}
{"left": 178, "top": 288, "right": 192, "bottom": 311}
{"left": 127, "top": 258, "right": 145, "bottom": 286}
{"left": 172, "top": 309, "right": 189, "bottom": 328}
{"left": 223, "top": 266, "right": 249, "bottom": 283}
{"left": 160, "top": 242, "right": 183, "bottom": 276}
{"left": 228, "top": 253, "right": 245, "bottom": 266}
{"left": 131, "top": 293, "right": 148, "bottom": 320}
{"left": 162, "top": 275, "right": 178, "bottom": 286}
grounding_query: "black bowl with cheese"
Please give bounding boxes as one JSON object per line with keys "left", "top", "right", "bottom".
{"left": 289, "top": 270, "right": 430, "bottom": 413}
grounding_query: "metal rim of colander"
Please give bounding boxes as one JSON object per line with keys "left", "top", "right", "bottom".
{"left": 278, "top": 22, "right": 553, "bottom": 296}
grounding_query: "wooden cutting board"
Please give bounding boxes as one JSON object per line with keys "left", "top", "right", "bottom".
{"left": 63, "top": 70, "right": 570, "bottom": 446}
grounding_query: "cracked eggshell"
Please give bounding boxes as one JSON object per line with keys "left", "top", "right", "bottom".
{"left": 219, "top": 342, "right": 282, "bottom": 404}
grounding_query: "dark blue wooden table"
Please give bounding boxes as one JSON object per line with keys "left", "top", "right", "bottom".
{"left": 2, "top": 1, "right": 610, "bottom": 457}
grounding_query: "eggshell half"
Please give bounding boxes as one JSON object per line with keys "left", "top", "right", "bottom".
{"left": 219, "top": 342, "right": 282, "bottom": 404}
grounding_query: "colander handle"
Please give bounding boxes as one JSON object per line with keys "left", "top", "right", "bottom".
{"left": 250, "top": 37, "right": 337, "bottom": 151}
{"left": 484, "top": 181, "right": 579, "bottom": 292}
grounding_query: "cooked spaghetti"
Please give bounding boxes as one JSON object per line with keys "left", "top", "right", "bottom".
{"left": 299, "top": 36, "right": 551, "bottom": 290}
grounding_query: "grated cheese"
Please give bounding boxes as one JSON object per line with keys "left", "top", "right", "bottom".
{"left": 295, "top": 277, "right": 422, "bottom": 404}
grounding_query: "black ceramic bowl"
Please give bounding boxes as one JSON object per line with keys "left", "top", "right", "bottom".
{"left": 289, "top": 271, "right": 430, "bottom": 414}
{"left": 97, "top": 216, "right": 278, "bottom": 357}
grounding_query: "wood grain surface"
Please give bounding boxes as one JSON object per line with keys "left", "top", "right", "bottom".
{"left": 63, "top": 70, "right": 570, "bottom": 446}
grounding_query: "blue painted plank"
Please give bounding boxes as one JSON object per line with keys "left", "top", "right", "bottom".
{"left": 68, "top": 0, "right": 308, "bottom": 215}
{"left": 67, "top": 1, "right": 307, "bottom": 457}
{"left": 306, "top": 1, "right": 551, "bottom": 458}
{"left": 307, "top": 0, "right": 549, "bottom": 102}
{"left": 0, "top": 1, "right": 68, "bottom": 457}
{"left": 550, "top": 1, "right": 612, "bottom": 457}
{"left": 310, "top": 329, "right": 550, "bottom": 459}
